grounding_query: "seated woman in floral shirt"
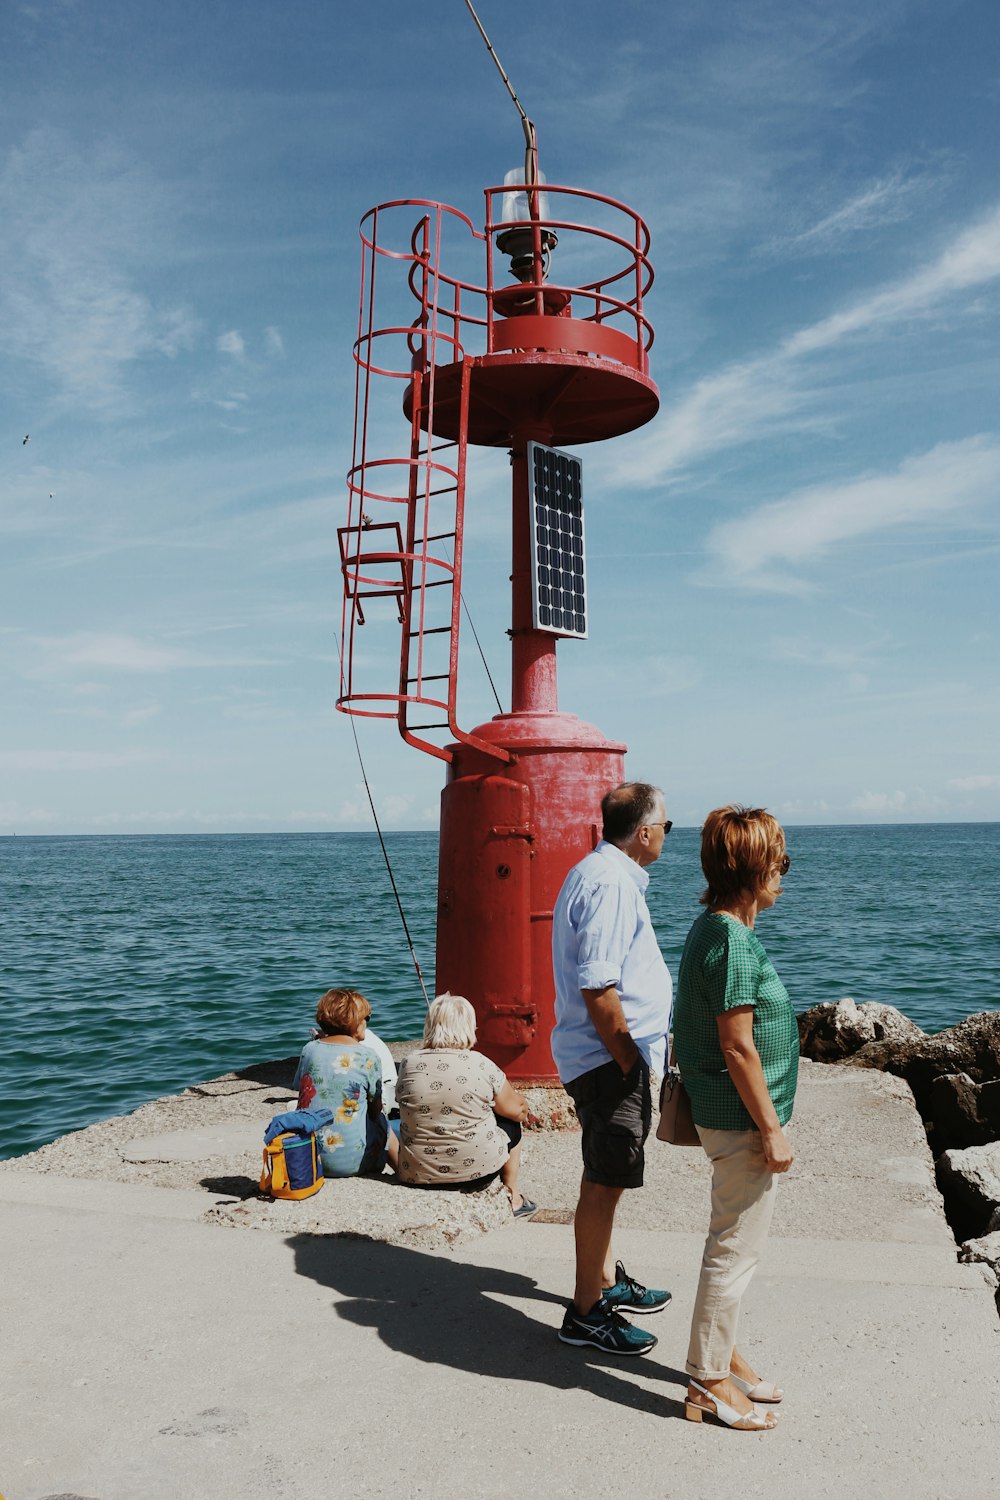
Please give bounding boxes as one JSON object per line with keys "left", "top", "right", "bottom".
{"left": 294, "top": 987, "right": 399, "bottom": 1178}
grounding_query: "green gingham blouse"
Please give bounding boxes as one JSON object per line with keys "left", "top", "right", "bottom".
{"left": 672, "top": 911, "right": 799, "bottom": 1131}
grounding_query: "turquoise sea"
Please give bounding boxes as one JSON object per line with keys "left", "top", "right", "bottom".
{"left": 2, "top": 824, "right": 998, "bottom": 1161}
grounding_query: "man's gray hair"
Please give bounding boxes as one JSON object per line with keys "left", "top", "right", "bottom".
{"left": 601, "top": 782, "right": 663, "bottom": 845}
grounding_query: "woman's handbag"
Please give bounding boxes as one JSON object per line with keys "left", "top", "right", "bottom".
{"left": 656, "top": 1065, "right": 700, "bottom": 1146}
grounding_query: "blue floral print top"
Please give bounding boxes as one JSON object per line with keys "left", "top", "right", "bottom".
{"left": 294, "top": 1040, "right": 384, "bottom": 1177}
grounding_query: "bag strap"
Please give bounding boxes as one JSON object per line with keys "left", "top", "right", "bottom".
{"left": 260, "top": 1137, "right": 291, "bottom": 1196}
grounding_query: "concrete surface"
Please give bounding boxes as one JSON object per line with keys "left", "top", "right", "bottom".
{"left": 1, "top": 1059, "right": 998, "bottom": 1499}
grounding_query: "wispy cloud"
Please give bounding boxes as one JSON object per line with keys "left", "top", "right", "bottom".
{"left": 333, "top": 789, "right": 429, "bottom": 826}
{"left": 851, "top": 789, "right": 907, "bottom": 812}
{"left": 849, "top": 786, "right": 949, "bottom": 817}
{"left": 36, "top": 633, "right": 192, "bottom": 672}
{"left": 767, "top": 635, "right": 881, "bottom": 693}
{"left": 216, "top": 329, "right": 245, "bottom": 358}
{"left": 618, "top": 201, "right": 1000, "bottom": 485}
{"left": 702, "top": 436, "right": 1000, "bottom": 590}
{"left": 192, "top": 324, "right": 284, "bottom": 413}
{"left": 947, "top": 774, "right": 1000, "bottom": 791}
{"left": 0, "top": 749, "right": 156, "bottom": 771}
{"left": 122, "top": 701, "right": 162, "bottom": 727}
{"left": 769, "top": 637, "right": 879, "bottom": 671}
{"left": 20, "top": 632, "right": 278, "bottom": 676}
{"left": 782, "top": 202, "right": 1000, "bottom": 357}
{"left": 0, "top": 128, "right": 197, "bottom": 413}
{"left": 564, "top": 650, "right": 701, "bottom": 700}
{"left": 765, "top": 166, "right": 942, "bottom": 257}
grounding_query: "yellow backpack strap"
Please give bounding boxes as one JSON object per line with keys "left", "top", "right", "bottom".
{"left": 271, "top": 1141, "right": 290, "bottom": 1194}
{"left": 260, "top": 1136, "right": 291, "bottom": 1197}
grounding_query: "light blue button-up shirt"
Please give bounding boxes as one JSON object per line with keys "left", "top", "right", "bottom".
{"left": 551, "top": 839, "right": 672, "bottom": 1085}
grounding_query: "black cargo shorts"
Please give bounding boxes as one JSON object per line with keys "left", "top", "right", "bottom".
{"left": 565, "top": 1056, "right": 652, "bottom": 1189}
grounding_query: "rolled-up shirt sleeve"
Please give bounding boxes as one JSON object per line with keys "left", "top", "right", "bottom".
{"left": 572, "top": 880, "right": 634, "bottom": 991}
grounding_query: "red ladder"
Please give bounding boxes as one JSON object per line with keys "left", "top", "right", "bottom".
{"left": 338, "top": 201, "right": 510, "bottom": 766}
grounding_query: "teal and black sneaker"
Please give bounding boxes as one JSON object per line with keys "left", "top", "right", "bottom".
{"left": 558, "top": 1300, "right": 657, "bottom": 1355}
{"left": 602, "top": 1260, "right": 672, "bottom": 1315}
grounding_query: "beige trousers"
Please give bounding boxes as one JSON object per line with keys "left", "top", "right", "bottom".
{"left": 685, "top": 1125, "right": 778, "bottom": 1381}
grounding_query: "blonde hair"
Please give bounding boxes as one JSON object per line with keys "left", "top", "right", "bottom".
{"left": 315, "top": 987, "right": 371, "bottom": 1036}
{"left": 699, "top": 805, "right": 786, "bottom": 909}
{"left": 422, "top": 992, "right": 477, "bottom": 1050}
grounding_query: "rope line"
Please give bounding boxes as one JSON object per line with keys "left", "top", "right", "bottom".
{"left": 335, "top": 631, "right": 431, "bottom": 1009}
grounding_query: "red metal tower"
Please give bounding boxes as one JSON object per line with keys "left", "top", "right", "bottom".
{"left": 338, "top": 171, "right": 659, "bottom": 1082}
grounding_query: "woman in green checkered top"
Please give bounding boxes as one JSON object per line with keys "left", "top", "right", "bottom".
{"left": 672, "top": 805, "right": 799, "bottom": 1432}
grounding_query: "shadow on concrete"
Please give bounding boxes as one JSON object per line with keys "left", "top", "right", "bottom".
{"left": 200, "top": 1174, "right": 260, "bottom": 1199}
{"left": 233, "top": 1056, "right": 298, "bottom": 1086}
{"left": 184, "top": 1057, "right": 298, "bottom": 1098}
{"left": 288, "top": 1233, "right": 687, "bottom": 1417}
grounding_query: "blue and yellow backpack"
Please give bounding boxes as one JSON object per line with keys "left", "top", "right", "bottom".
{"left": 259, "top": 1108, "right": 334, "bottom": 1201}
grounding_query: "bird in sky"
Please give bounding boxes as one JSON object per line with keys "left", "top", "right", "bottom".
{"left": 22, "top": 434, "right": 30, "bottom": 445}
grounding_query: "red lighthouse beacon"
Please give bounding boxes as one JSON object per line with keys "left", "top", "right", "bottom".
{"left": 337, "top": 70, "right": 659, "bottom": 1087}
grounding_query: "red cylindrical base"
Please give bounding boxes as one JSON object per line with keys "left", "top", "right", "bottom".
{"left": 435, "top": 710, "right": 626, "bottom": 1083}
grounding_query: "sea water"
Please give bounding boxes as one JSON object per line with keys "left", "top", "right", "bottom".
{"left": 1, "top": 824, "right": 997, "bottom": 1160}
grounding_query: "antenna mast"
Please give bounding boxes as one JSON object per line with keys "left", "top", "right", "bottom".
{"left": 463, "top": 0, "right": 538, "bottom": 184}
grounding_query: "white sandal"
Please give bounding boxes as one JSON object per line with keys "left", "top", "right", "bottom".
{"left": 684, "top": 1379, "right": 779, "bottom": 1431}
{"left": 730, "top": 1373, "right": 783, "bottom": 1404}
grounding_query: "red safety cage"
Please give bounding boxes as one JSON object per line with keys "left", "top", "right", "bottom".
{"left": 337, "top": 183, "right": 656, "bottom": 763}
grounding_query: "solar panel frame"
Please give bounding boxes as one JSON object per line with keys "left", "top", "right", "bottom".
{"left": 527, "top": 441, "right": 588, "bottom": 640}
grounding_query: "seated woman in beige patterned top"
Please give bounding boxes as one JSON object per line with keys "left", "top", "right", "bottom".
{"left": 396, "top": 993, "right": 537, "bottom": 1217}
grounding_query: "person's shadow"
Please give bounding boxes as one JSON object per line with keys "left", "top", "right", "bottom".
{"left": 288, "top": 1233, "right": 687, "bottom": 1417}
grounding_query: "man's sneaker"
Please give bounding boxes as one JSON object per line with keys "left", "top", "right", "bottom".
{"left": 558, "top": 1299, "right": 657, "bottom": 1355}
{"left": 602, "top": 1260, "right": 672, "bottom": 1315}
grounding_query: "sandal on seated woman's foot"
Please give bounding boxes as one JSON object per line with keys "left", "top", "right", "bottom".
{"left": 730, "top": 1373, "right": 783, "bottom": 1403}
{"left": 684, "top": 1379, "right": 779, "bottom": 1431}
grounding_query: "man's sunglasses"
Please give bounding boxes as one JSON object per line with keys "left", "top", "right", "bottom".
{"left": 646, "top": 821, "right": 673, "bottom": 836}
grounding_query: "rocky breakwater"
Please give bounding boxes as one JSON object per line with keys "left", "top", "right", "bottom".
{"left": 798, "top": 998, "right": 1000, "bottom": 1311}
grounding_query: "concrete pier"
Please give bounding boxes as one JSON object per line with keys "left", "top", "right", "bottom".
{"left": 1, "top": 1059, "right": 997, "bottom": 1499}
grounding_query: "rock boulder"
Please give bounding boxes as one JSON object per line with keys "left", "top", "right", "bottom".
{"left": 797, "top": 998, "right": 925, "bottom": 1062}
{"left": 936, "top": 1142, "right": 1000, "bottom": 1241}
{"left": 958, "top": 1230, "right": 1000, "bottom": 1302}
{"left": 928, "top": 1072, "right": 1000, "bottom": 1151}
{"left": 845, "top": 1010, "right": 1000, "bottom": 1118}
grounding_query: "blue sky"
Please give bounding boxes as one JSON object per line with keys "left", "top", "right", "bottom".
{"left": 2, "top": 0, "right": 998, "bottom": 833}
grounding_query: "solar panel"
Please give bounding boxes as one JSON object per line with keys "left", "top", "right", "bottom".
{"left": 528, "top": 441, "right": 587, "bottom": 639}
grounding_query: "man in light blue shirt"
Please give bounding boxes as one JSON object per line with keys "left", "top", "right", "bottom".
{"left": 552, "top": 782, "right": 673, "bottom": 1355}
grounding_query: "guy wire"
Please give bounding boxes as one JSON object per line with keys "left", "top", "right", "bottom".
{"left": 334, "top": 630, "right": 431, "bottom": 1010}
{"left": 441, "top": 536, "right": 504, "bottom": 715}
{"left": 462, "top": 589, "right": 504, "bottom": 716}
